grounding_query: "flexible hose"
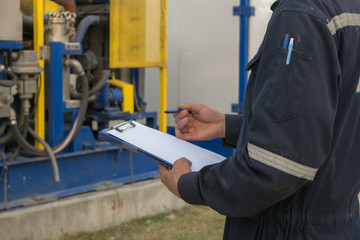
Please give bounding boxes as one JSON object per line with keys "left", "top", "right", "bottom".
{"left": 74, "top": 15, "right": 101, "bottom": 43}
{"left": 0, "top": 101, "right": 26, "bottom": 145}
{"left": 0, "top": 128, "right": 13, "bottom": 145}
{"left": 9, "top": 59, "right": 89, "bottom": 156}
{"left": 27, "top": 127, "right": 60, "bottom": 182}
{"left": 8, "top": 115, "right": 60, "bottom": 181}
{"left": 0, "top": 69, "right": 18, "bottom": 87}
{"left": 0, "top": 99, "right": 25, "bottom": 145}
{"left": 8, "top": 115, "right": 29, "bottom": 162}
{"left": 71, "top": 69, "right": 110, "bottom": 99}
{"left": 0, "top": 121, "right": 7, "bottom": 135}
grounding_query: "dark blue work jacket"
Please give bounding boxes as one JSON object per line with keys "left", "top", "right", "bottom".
{"left": 178, "top": 0, "right": 360, "bottom": 239}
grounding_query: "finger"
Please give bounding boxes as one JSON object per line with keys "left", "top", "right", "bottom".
{"left": 175, "top": 129, "right": 193, "bottom": 141}
{"left": 179, "top": 103, "right": 205, "bottom": 114}
{"left": 157, "top": 162, "right": 168, "bottom": 174}
{"left": 174, "top": 158, "right": 193, "bottom": 169}
{"left": 178, "top": 157, "right": 193, "bottom": 167}
{"left": 175, "top": 117, "right": 190, "bottom": 131}
{"left": 174, "top": 109, "right": 190, "bottom": 123}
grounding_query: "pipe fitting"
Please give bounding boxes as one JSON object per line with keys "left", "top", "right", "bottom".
{"left": 65, "top": 59, "right": 85, "bottom": 76}
{"left": 9, "top": 108, "right": 17, "bottom": 125}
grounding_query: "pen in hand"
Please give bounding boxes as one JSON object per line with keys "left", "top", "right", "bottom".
{"left": 164, "top": 109, "right": 182, "bottom": 114}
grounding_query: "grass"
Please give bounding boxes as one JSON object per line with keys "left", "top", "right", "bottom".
{"left": 61, "top": 205, "right": 225, "bottom": 240}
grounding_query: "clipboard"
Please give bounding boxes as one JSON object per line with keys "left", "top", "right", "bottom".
{"left": 98, "top": 120, "right": 227, "bottom": 171}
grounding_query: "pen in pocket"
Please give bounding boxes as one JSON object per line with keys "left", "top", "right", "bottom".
{"left": 282, "top": 33, "right": 290, "bottom": 49}
{"left": 286, "top": 38, "right": 294, "bottom": 65}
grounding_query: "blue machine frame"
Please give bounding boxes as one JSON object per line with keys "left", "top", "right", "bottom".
{"left": 0, "top": 41, "right": 161, "bottom": 210}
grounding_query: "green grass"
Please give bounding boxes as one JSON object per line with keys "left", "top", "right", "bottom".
{"left": 61, "top": 205, "right": 225, "bottom": 240}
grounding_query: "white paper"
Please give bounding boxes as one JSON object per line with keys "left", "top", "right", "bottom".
{"left": 107, "top": 121, "right": 226, "bottom": 171}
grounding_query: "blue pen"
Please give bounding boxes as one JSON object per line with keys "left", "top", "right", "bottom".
{"left": 164, "top": 109, "right": 182, "bottom": 114}
{"left": 282, "top": 33, "right": 290, "bottom": 49}
{"left": 286, "top": 38, "right": 294, "bottom": 65}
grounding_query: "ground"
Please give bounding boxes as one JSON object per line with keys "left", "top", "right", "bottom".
{"left": 61, "top": 205, "right": 225, "bottom": 240}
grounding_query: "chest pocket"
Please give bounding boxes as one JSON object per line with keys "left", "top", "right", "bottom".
{"left": 264, "top": 47, "right": 313, "bottom": 122}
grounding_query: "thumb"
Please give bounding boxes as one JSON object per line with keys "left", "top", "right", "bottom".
{"left": 157, "top": 162, "right": 169, "bottom": 174}
{"left": 177, "top": 157, "right": 193, "bottom": 167}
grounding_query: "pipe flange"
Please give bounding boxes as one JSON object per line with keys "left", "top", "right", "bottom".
{"left": 11, "top": 50, "right": 43, "bottom": 75}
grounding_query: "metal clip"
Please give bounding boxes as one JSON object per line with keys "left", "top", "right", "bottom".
{"left": 111, "top": 121, "right": 136, "bottom": 133}
{"left": 39, "top": 46, "right": 50, "bottom": 61}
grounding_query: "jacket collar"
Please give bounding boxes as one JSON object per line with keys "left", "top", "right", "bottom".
{"left": 270, "top": 0, "right": 280, "bottom": 11}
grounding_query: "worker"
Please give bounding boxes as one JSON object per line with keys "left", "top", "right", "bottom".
{"left": 157, "top": 0, "right": 360, "bottom": 238}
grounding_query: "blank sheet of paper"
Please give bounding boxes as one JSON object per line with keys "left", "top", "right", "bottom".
{"left": 107, "top": 121, "right": 226, "bottom": 171}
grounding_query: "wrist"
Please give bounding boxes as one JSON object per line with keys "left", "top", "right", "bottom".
{"left": 217, "top": 114, "right": 226, "bottom": 138}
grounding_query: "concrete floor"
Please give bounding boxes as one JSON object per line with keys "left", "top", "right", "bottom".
{"left": 0, "top": 179, "right": 187, "bottom": 240}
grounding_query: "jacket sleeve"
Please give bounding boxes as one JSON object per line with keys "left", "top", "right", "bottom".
{"left": 222, "top": 114, "right": 243, "bottom": 148}
{"left": 178, "top": 8, "right": 340, "bottom": 217}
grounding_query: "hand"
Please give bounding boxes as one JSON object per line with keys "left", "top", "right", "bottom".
{"left": 174, "top": 103, "right": 225, "bottom": 141}
{"left": 157, "top": 158, "right": 192, "bottom": 198}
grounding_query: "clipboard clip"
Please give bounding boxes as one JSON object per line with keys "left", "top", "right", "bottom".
{"left": 110, "top": 120, "right": 136, "bottom": 133}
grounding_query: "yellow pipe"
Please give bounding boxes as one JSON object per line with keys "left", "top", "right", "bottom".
{"left": 159, "top": 0, "right": 168, "bottom": 133}
{"left": 159, "top": 67, "right": 167, "bottom": 132}
{"left": 33, "top": 0, "right": 45, "bottom": 149}
{"left": 109, "top": 76, "right": 134, "bottom": 114}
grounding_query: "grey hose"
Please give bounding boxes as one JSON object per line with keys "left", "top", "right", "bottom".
{"left": 0, "top": 128, "right": 13, "bottom": 145}
{"left": 8, "top": 114, "right": 29, "bottom": 162}
{"left": 8, "top": 114, "right": 59, "bottom": 182}
{"left": 0, "top": 100, "right": 26, "bottom": 145}
{"left": 9, "top": 59, "right": 89, "bottom": 156}
{"left": 71, "top": 69, "right": 110, "bottom": 99}
{"left": 0, "top": 69, "right": 18, "bottom": 87}
{"left": 27, "top": 127, "right": 60, "bottom": 182}
{"left": 0, "top": 121, "right": 7, "bottom": 135}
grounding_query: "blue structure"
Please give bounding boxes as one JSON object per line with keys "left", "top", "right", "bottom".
{"left": 232, "top": 0, "right": 255, "bottom": 114}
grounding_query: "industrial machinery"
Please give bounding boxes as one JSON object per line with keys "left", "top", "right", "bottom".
{"left": 0, "top": 0, "right": 168, "bottom": 210}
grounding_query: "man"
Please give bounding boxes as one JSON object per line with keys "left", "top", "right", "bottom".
{"left": 158, "top": 0, "right": 360, "bottom": 239}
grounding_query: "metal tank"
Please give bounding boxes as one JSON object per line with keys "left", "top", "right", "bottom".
{"left": 0, "top": 0, "right": 22, "bottom": 41}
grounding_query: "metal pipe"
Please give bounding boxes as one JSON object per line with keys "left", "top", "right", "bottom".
{"left": 74, "top": 15, "right": 101, "bottom": 43}
{"left": 239, "top": 0, "right": 250, "bottom": 114}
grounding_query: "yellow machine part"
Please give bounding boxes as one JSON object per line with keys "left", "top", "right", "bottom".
{"left": 110, "top": 0, "right": 168, "bottom": 132}
{"left": 21, "top": 0, "right": 61, "bottom": 16}
{"left": 33, "top": 0, "right": 45, "bottom": 149}
{"left": 44, "top": 0, "right": 62, "bottom": 12}
{"left": 109, "top": 0, "right": 167, "bottom": 68}
{"left": 108, "top": 78, "right": 135, "bottom": 114}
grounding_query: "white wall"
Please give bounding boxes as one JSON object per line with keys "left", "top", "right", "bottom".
{"left": 145, "top": 0, "right": 274, "bottom": 126}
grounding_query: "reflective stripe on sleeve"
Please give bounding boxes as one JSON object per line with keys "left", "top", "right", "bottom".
{"left": 247, "top": 143, "right": 318, "bottom": 181}
{"left": 327, "top": 13, "right": 360, "bottom": 35}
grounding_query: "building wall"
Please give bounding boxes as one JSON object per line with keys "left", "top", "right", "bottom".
{"left": 145, "top": 0, "right": 274, "bottom": 126}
